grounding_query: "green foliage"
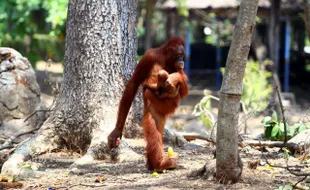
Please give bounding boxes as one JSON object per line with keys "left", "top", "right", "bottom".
{"left": 42, "top": 0, "right": 68, "bottom": 36}
{"left": 0, "top": 0, "right": 40, "bottom": 43}
{"left": 281, "top": 148, "right": 291, "bottom": 159}
{"left": 2, "top": 34, "right": 65, "bottom": 65}
{"left": 194, "top": 60, "right": 272, "bottom": 128}
{"left": 262, "top": 111, "right": 289, "bottom": 141}
{"left": 192, "top": 90, "right": 216, "bottom": 128}
{"left": 152, "top": 11, "right": 166, "bottom": 42}
{"left": 0, "top": 0, "right": 67, "bottom": 65}
{"left": 274, "top": 184, "right": 293, "bottom": 190}
{"left": 222, "top": 60, "right": 272, "bottom": 112}
{"left": 205, "top": 14, "right": 234, "bottom": 46}
{"left": 174, "top": 0, "right": 189, "bottom": 17}
{"left": 0, "top": 0, "right": 68, "bottom": 44}
{"left": 262, "top": 111, "right": 310, "bottom": 141}
{"left": 305, "top": 61, "right": 310, "bottom": 72}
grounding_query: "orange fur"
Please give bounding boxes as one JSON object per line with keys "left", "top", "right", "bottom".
{"left": 145, "top": 69, "right": 188, "bottom": 99}
{"left": 142, "top": 67, "right": 188, "bottom": 171}
{"left": 108, "top": 37, "right": 188, "bottom": 171}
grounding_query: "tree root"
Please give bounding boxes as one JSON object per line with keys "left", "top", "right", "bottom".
{"left": 240, "top": 140, "right": 302, "bottom": 151}
{"left": 71, "top": 132, "right": 142, "bottom": 168}
{"left": 0, "top": 181, "right": 23, "bottom": 189}
{"left": 181, "top": 134, "right": 303, "bottom": 151}
{"left": 189, "top": 159, "right": 216, "bottom": 180}
{"left": 164, "top": 125, "right": 188, "bottom": 147}
{"left": 1, "top": 122, "right": 61, "bottom": 178}
{"left": 0, "top": 124, "right": 41, "bottom": 151}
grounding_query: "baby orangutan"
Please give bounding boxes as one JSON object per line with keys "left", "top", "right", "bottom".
{"left": 144, "top": 63, "right": 187, "bottom": 99}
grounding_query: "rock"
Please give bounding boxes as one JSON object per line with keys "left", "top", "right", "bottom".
{"left": 164, "top": 125, "right": 188, "bottom": 147}
{"left": 0, "top": 47, "right": 41, "bottom": 134}
{"left": 288, "top": 129, "right": 310, "bottom": 147}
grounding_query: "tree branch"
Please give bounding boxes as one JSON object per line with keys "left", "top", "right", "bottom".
{"left": 275, "top": 86, "right": 288, "bottom": 143}
{"left": 0, "top": 122, "right": 42, "bottom": 151}
{"left": 24, "top": 110, "right": 50, "bottom": 123}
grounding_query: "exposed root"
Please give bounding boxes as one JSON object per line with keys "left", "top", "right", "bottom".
{"left": 189, "top": 159, "right": 216, "bottom": 180}
{"left": 0, "top": 122, "right": 42, "bottom": 151}
{"left": 2, "top": 119, "right": 141, "bottom": 178}
{"left": 71, "top": 133, "right": 142, "bottom": 168}
{"left": 1, "top": 122, "right": 61, "bottom": 178}
{"left": 0, "top": 181, "right": 23, "bottom": 189}
{"left": 164, "top": 126, "right": 188, "bottom": 147}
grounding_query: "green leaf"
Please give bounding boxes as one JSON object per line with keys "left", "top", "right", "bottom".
{"left": 271, "top": 110, "right": 278, "bottom": 121}
{"left": 21, "top": 164, "right": 31, "bottom": 169}
{"left": 264, "top": 126, "right": 272, "bottom": 139}
{"left": 271, "top": 124, "right": 280, "bottom": 138}
{"left": 264, "top": 123, "right": 272, "bottom": 128}
{"left": 278, "top": 184, "right": 293, "bottom": 190}
{"left": 299, "top": 124, "right": 308, "bottom": 133}
{"left": 266, "top": 121, "right": 277, "bottom": 126}
{"left": 288, "top": 126, "right": 295, "bottom": 137}
{"left": 100, "top": 168, "right": 110, "bottom": 171}
{"left": 292, "top": 123, "right": 302, "bottom": 131}
{"left": 278, "top": 130, "right": 284, "bottom": 141}
{"left": 261, "top": 116, "right": 271, "bottom": 123}
{"left": 200, "top": 113, "right": 214, "bottom": 128}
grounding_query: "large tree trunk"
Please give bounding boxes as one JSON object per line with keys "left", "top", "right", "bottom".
{"left": 2, "top": 0, "right": 141, "bottom": 177}
{"left": 216, "top": 0, "right": 259, "bottom": 184}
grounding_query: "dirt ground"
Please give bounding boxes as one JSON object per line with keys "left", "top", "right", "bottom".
{"left": 16, "top": 139, "right": 309, "bottom": 190}
{"left": 3, "top": 62, "right": 310, "bottom": 189}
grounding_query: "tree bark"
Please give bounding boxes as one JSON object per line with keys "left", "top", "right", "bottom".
{"left": 304, "top": 0, "right": 310, "bottom": 40}
{"left": 266, "top": 0, "right": 282, "bottom": 116}
{"left": 216, "top": 0, "right": 259, "bottom": 184}
{"left": 144, "top": 0, "right": 155, "bottom": 50}
{"left": 2, "top": 0, "right": 141, "bottom": 177}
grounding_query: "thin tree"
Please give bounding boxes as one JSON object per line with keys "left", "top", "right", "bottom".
{"left": 266, "top": 0, "right": 282, "bottom": 116}
{"left": 2, "top": 0, "right": 140, "bottom": 176}
{"left": 304, "top": 0, "right": 310, "bottom": 39}
{"left": 216, "top": 0, "right": 259, "bottom": 183}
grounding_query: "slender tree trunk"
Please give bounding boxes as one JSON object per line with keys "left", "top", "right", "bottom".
{"left": 216, "top": 0, "right": 259, "bottom": 184}
{"left": 2, "top": 0, "right": 141, "bottom": 177}
{"left": 144, "top": 0, "right": 155, "bottom": 50}
{"left": 268, "top": 0, "right": 281, "bottom": 66}
{"left": 303, "top": 0, "right": 310, "bottom": 39}
{"left": 266, "top": 0, "right": 282, "bottom": 116}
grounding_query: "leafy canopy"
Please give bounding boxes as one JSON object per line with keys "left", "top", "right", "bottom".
{"left": 0, "top": 0, "right": 68, "bottom": 44}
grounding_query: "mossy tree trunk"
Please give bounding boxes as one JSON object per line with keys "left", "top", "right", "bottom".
{"left": 215, "top": 0, "right": 259, "bottom": 184}
{"left": 2, "top": 0, "right": 141, "bottom": 177}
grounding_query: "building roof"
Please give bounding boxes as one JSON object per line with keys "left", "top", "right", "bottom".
{"left": 159, "top": 0, "right": 271, "bottom": 10}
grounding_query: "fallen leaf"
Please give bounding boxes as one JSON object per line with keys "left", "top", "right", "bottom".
{"left": 8, "top": 176, "right": 16, "bottom": 183}
{"left": 95, "top": 175, "right": 105, "bottom": 183}
{"left": 21, "top": 164, "right": 31, "bottom": 169}
{"left": 100, "top": 168, "right": 110, "bottom": 171}
{"left": 0, "top": 176, "right": 8, "bottom": 182}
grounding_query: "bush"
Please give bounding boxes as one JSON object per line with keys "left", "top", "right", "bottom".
{"left": 220, "top": 59, "right": 272, "bottom": 112}
{"left": 239, "top": 60, "right": 272, "bottom": 112}
{"left": 194, "top": 60, "right": 272, "bottom": 128}
{"left": 262, "top": 111, "right": 310, "bottom": 141}
{"left": 2, "top": 34, "right": 65, "bottom": 67}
